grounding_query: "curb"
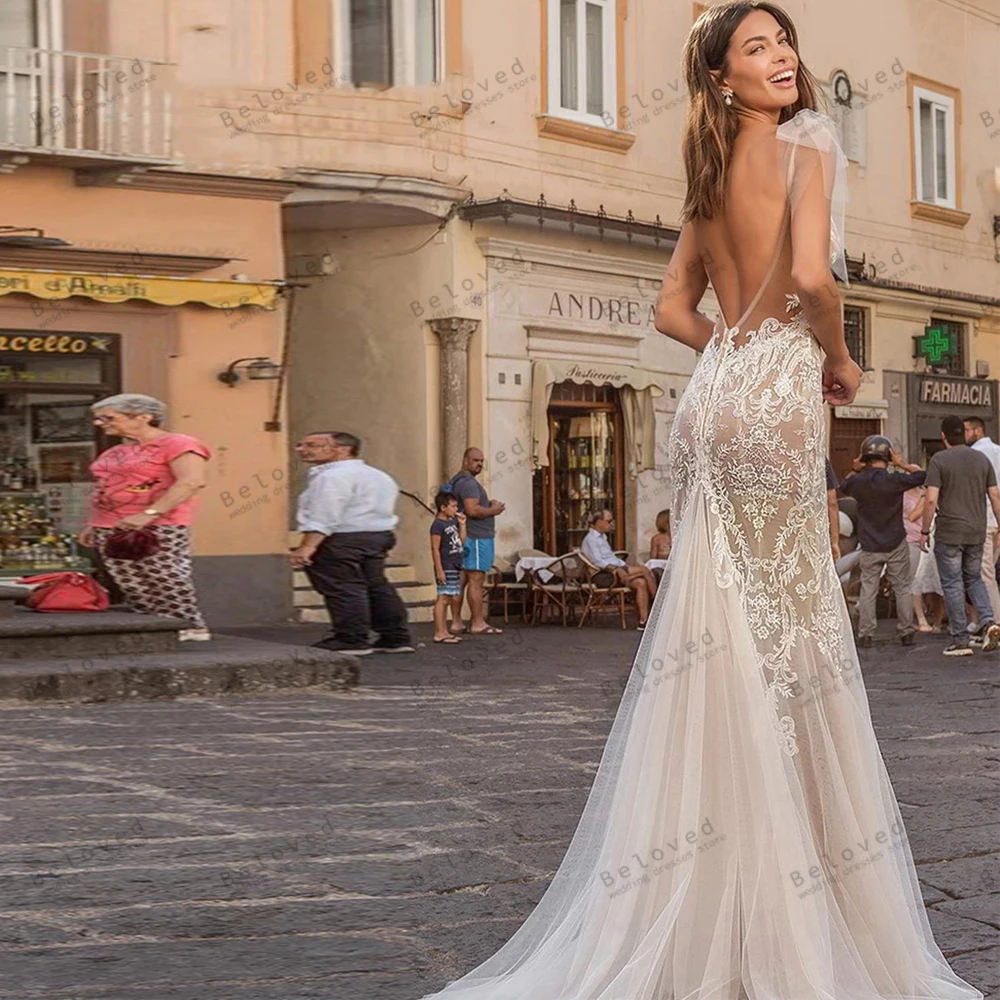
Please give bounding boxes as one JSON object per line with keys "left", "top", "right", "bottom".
{"left": 0, "top": 636, "right": 360, "bottom": 703}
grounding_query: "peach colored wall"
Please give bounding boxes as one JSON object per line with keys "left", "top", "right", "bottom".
{"left": 0, "top": 168, "right": 287, "bottom": 559}
{"left": 127, "top": 0, "right": 999, "bottom": 302}
{"left": 0, "top": 293, "right": 287, "bottom": 557}
{"left": 1, "top": 167, "right": 283, "bottom": 282}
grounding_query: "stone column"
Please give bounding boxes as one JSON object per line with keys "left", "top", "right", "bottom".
{"left": 430, "top": 317, "right": 479, "bottom": 482}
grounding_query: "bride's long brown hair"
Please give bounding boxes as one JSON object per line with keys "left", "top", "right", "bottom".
{"left": 681, "top": 1, "right": 822, "bottom": 222}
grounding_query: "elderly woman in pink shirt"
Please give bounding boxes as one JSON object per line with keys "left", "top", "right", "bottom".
{"left": 78, "top": 394, "right": 212, "bottom": 640}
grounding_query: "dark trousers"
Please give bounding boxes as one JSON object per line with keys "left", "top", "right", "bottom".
{"left": 304, "top": 531, "right": 410, "bottom": 647}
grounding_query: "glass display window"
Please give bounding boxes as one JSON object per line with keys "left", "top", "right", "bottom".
{"left": 0, "top": 331, "right": 119, "bottom": 576}
{"left": 533, "top": 381, "right": 625, "bottom": 555}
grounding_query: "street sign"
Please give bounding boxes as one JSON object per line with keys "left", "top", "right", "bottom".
{"left": 914, "top": 325, "right": 952, "bottom": 365}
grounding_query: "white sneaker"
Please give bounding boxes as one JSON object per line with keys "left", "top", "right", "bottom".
{"left": 179, "top": 629, "right": 212, "bottom": 642}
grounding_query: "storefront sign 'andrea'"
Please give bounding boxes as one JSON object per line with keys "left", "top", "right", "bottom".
{"left": 919, "top": 378, "right": 993, "bottom": 407}
{"left": 548, "top": 292, "right": 657, "bottom": 327}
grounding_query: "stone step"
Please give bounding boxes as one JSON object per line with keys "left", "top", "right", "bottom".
{"left": 297, "top": 600, "right": 436, "bottom": 624}
{"left": 386, "top": 564, "right": 417, "bottom": 584}
{"left": 0, "top": 609, "right": 186, "bottom": 661}
{"left": 294, "top": 579, "right": 437, "bottom": 608}
{"left": 292, "top": 563, "right": 416, "bottom": 587}
{"left": 0, "top": 634, "right": 358, "bottom": 702}
{"left": 294, "top": 583, "right": 437, "bottom": 609}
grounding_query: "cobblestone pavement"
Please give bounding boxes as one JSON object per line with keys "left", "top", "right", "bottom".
{"left": 0, "top": 623, "right": 997, "bottom": 1000}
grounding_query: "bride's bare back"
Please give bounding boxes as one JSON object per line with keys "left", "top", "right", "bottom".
{"left": 655, "top": 111, "right": 853, "bottom": 386}
{"left": 694, "top": 126, "right": 793, "bottom": 340}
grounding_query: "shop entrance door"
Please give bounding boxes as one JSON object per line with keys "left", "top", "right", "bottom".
{"left": 829, "top": 416, "right": 881, "bottom": 482}
{"left": 532, "top": 382, "right": 625, "bottom": 555}
{"left": 0, "top": 334, "right": 120, "bottom": 577}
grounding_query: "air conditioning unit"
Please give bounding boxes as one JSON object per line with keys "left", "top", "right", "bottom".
{"left": 976, "top": 359, "right": 990, "bottom": 378}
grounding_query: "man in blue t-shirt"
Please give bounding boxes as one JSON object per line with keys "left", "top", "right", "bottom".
{"left": 448, "top": 447, "right": 506, "bottom": 634}
{"left": 839, "top": 436, "right": 925, "bottom": 647}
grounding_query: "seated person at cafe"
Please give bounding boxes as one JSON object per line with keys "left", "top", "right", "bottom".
{"left": 649, "top": 508, "right": 673, "bottom": 561}
{"left": 580, "top": 509, "right": 658, "bottom": 630}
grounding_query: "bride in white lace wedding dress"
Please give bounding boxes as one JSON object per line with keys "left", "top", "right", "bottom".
{"left": 418, "top": 4, "right": 983, "bottom": 999}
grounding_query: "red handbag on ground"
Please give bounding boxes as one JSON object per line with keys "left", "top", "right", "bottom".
{"left": 17, "top": 573, "right": 110, "bottom": 613}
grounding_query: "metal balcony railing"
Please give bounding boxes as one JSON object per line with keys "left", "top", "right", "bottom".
{"left": 0, "top": 47, "right": 172, "bottom": 161}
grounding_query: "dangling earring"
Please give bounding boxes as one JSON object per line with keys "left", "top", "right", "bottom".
{"left": 723, "top": 90, "right": 733, "bottom": 106}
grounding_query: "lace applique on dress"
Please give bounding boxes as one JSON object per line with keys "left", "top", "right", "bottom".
{"left": 668, "top": 312, "right": 849, "bottom": 757}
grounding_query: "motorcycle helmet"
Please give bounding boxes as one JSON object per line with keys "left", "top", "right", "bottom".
{"left": 859, "top": 435, "right": 893, "bottom": 464}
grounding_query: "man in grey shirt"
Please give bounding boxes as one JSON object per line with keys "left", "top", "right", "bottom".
{"left": 449, "top": 447, "right": 505, "bottom": 634}
{"left": 921, "top": 416, "right": 1000, "bottom": 656}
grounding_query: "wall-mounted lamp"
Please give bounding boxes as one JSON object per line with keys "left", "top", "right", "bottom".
{"left": 217, "top": 356, "right": 283, "bottom": 387}
{"left": 0, "top": 226, "right": 71, "bottom": 249}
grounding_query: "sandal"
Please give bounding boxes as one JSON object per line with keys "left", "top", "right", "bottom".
{"left": 469, "top": 624, "right": 503, "bottom": 635}
{"left": 433, "top": 635, "right": 462, "bottom": 644}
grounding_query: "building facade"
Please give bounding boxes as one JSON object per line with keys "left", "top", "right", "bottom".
{"left": 268, "top": 0, "right": 1000, "bottom": 576}
{"left": 3, "top": 0, "right": 998, "bottom": 612}
{"left": 0, "top": 0, "right": 292, "bottom": 622}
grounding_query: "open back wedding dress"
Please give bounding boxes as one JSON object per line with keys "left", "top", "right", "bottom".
{"left": 418, "top": 111, "right": 982, "bottom": 1000}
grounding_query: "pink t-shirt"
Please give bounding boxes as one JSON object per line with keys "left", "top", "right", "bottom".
{"left": 89, "top": 433, "right": 211, "bottom": 528}
{"left": 902, "top": 487, "right": 924, "bottom": 545}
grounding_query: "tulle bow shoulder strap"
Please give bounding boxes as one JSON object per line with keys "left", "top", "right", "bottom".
{"left": 776, "top": 109, "right": 849, "bottom": 285}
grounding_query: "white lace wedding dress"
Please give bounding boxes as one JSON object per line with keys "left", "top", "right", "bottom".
{"left": 417, "top": 112, "right": 983, "bottom": 1000}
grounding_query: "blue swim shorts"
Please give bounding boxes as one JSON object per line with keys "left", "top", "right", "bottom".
{"left": 462, "top": 537, "right": 495, "bottom": 573}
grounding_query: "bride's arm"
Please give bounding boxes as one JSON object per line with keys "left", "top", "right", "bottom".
{"left": 788, "top": 148, "right": 850, "bottom": 364}
{"left": 653, "top": 224, "right": 715, "bottom": 353}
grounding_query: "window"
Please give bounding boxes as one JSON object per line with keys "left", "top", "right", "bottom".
{"left": 336, "top": 0, "right": 441, "bottom": 87}
{"left": 929, "top": 318, "right": 966, "bottom": 377}
{"left": 913, "top": 85, "right": 956, "bottom": 208}
{"left": 548, "top": 0, "right": 615, "bottom": 127}
{"left": 0, "top": 1, "right": 61, "bottom": 147}
{"left": 843, "top": 305, "right": 868, "bottom": 370}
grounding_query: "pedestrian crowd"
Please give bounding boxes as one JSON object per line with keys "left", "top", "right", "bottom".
{"left": 833, "top": 415, "right": 1000, "bottom": 657}
{"left": 75, "top": 395, "right": 1000, "bottom": 661}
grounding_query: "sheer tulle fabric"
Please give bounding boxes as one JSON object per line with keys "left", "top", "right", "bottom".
{"left": 416, "top": 112, "right": 981, "bottom": 1000}
{"left": 778, "top": 109, "right": 849, "bottom": 284}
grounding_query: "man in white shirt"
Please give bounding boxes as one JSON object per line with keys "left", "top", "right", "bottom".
{"left": 579, "top": 509, "right": 658, "bottom": 629}
{"left": 965, "top": 417, "right": 1000, "bottom": 619}
{"left": 290, "top": 431, "right": 413, "bottom": 656}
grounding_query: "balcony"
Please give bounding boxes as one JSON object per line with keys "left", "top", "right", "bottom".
{"left": 0, "top": 47, "right": 174, "bottom": 167}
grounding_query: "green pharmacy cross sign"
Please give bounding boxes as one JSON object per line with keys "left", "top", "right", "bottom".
{"left": 915, "top": 325, "right": 952, "bottom": 365}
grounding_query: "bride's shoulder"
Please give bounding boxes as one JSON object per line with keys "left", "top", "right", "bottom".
{"left": 776, "top": 109, "right": 843, "bottom": 154}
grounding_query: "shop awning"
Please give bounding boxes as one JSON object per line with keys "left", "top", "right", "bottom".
{"left": 531, "top": 359, "right": 665, "bottom": 477}
{"left": 0, "top": 268, "right": 282, "bottom": 310}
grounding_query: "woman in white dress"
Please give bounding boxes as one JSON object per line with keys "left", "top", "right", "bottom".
{"left": 906, "top": 486, "right": 947, "bottom": 631}
{"left": 418, "top": 4, "right": 982, "bottom": 998}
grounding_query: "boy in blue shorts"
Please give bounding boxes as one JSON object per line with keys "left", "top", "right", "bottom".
{"left": 430, "top": 491, "right": 467, "bottom": 643}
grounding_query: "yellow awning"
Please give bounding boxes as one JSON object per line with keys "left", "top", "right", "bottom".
{"left": 0, "top": 268, "right": 282, "bottom": 309}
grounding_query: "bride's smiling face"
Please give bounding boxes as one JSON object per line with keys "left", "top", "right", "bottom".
{"left": 720, "top": 10, "right": 799, "bottom": 116}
